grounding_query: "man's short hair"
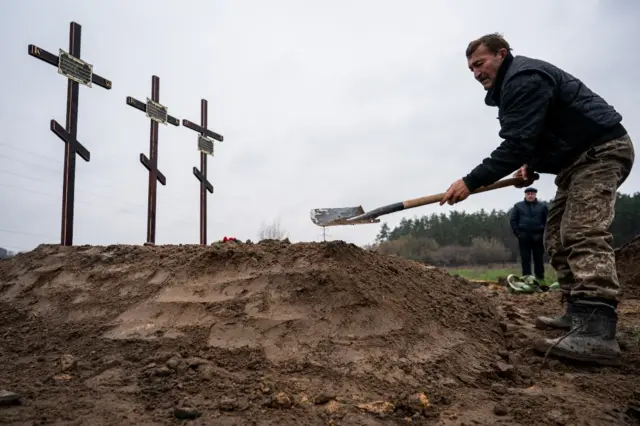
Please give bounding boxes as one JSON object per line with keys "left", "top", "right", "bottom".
{"left": 466, "top": 33, "right": 512, "bottom": 58}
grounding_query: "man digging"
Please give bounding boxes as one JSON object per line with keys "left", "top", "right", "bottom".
{"left": 440, "top": 33, "right": 635, "bottom": 366}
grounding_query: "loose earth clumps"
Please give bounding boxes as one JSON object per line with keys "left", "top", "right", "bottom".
{"left": 617, "top": 235, "right": 640, "bottom": 299}
{"left": 0, "top": 238, "right": 639, "bottom": 425}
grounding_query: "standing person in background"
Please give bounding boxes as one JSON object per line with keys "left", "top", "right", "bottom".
{"left": 509, "top": 187, "right": 548, "bottom": 281}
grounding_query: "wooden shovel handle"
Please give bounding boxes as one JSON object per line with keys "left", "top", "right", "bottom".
{"left": 403, "top": 174, "right": 540, "bottom": 209}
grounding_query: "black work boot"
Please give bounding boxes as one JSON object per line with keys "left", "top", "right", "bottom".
{"left": 535, "top": 293, "right": 574, "bottom": 330}
{"left": 533, "top": 298, "right": 622, "bottom": 366}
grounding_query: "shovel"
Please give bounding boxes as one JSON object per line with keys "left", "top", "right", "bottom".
{"left": 310, "top": 174, "right": 540, "bottom": 227}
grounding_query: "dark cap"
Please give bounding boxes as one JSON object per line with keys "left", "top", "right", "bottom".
{"left": 524, "top": 187, "right": 537, "bottom": 193}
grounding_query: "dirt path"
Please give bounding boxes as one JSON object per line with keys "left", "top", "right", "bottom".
{"left": 0, "top": 239, "right": 639, "bottom": 425}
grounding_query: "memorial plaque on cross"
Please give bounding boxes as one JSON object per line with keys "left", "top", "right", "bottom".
{"left": 126, "top": 75, "right": 180, "bottom": 245}
{"left": 28, "top": 21, "right": 112, "bottom": 246}
{"left": 182, "top": 99, "right": 224, "bottom": 245}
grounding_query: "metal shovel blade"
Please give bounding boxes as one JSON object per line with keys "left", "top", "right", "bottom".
{"left": 310, "top": 206, "right": 370, "bottom": 227}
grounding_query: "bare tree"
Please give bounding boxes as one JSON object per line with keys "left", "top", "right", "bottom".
{"left": 258, "top": 218, "right": 288, "bottom": 240}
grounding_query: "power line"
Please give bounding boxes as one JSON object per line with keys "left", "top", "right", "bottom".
{"left": 0, "top": 143, "right": 59, "bottom": 163}
{"left": 0, "top": 181, "right": 145, "bottom": 213}
{"left": 0, "top": 152, "right": 194, "bottom": 207}
{"left": 0, "top": 154, "right": 60, "bottom": 174}
{"left": 0, "top": 143, "right": 209, "bottom": 246}
{"left": 0, "top": 228, "right": 56, "bottom": 239}
{"left": 0, "top": 182, "right": 65, "bottom": 200}
{"left": 0, "top": 170, "right": 147, "bottom": 209}
{"left": 0, "top": 170, "right": 57, "bottom": 186}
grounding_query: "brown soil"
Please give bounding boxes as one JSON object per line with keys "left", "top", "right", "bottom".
{"left": 0, "top": 239, "right": 639, "bottom": 425}
{"left": 617, "top": 235, "right": 640, "bottom": 299}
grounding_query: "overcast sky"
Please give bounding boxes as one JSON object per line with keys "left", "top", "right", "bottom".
{"left": 1, "top": 0, "right": 638, "bottom": 251}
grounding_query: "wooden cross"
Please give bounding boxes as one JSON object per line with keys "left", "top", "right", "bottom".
{"left": 126, "top": 75, "right": 180, "bottom": 245}
{"left": 182, "top": 99, "right": 224, "bottom": 245}
{"left": 28, "top": 21, "right": 112, "bottom": 246}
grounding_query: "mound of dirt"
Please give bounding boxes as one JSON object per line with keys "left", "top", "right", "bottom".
{"left": 617, "top": 235, "right": 640, "bottom": 299}
{"left": 0, "top": 240, "right": 505, "bottom": 425}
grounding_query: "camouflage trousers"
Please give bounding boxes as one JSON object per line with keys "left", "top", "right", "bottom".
{"left": 544, "top": 133, "right": 635, "bottom": 301}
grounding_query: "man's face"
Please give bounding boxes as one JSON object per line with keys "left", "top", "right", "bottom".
{"left": 525, "top": 191, "right": 537, "bottom": 202}
{"left": 467, "top": 44, "right": 508, "bottom": 90}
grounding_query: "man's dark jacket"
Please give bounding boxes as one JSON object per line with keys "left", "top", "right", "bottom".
{"left": 462, "top": 52, "right": 627, "bottom": 192}
{"left": 510, "top": 199, "right": 548, "bottom": 237}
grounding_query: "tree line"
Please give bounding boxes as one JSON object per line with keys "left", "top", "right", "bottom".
{"left": 0, "top": 247, "right": 16, "bottom": 259}
{"left": 371, "top": 191, "right": 640, "bottom": 267}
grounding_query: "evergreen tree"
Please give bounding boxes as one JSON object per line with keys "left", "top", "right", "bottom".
{"left": 374, "top": 191, "right": 640, "bottom": 266}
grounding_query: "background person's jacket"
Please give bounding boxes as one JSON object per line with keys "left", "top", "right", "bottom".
{"left": 510, "top": 199, "right": 548, "bottom": 237}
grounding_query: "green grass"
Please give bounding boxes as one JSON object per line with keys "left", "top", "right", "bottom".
{"left": 448, "top": 263, "right": 557, "bottom": 285}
